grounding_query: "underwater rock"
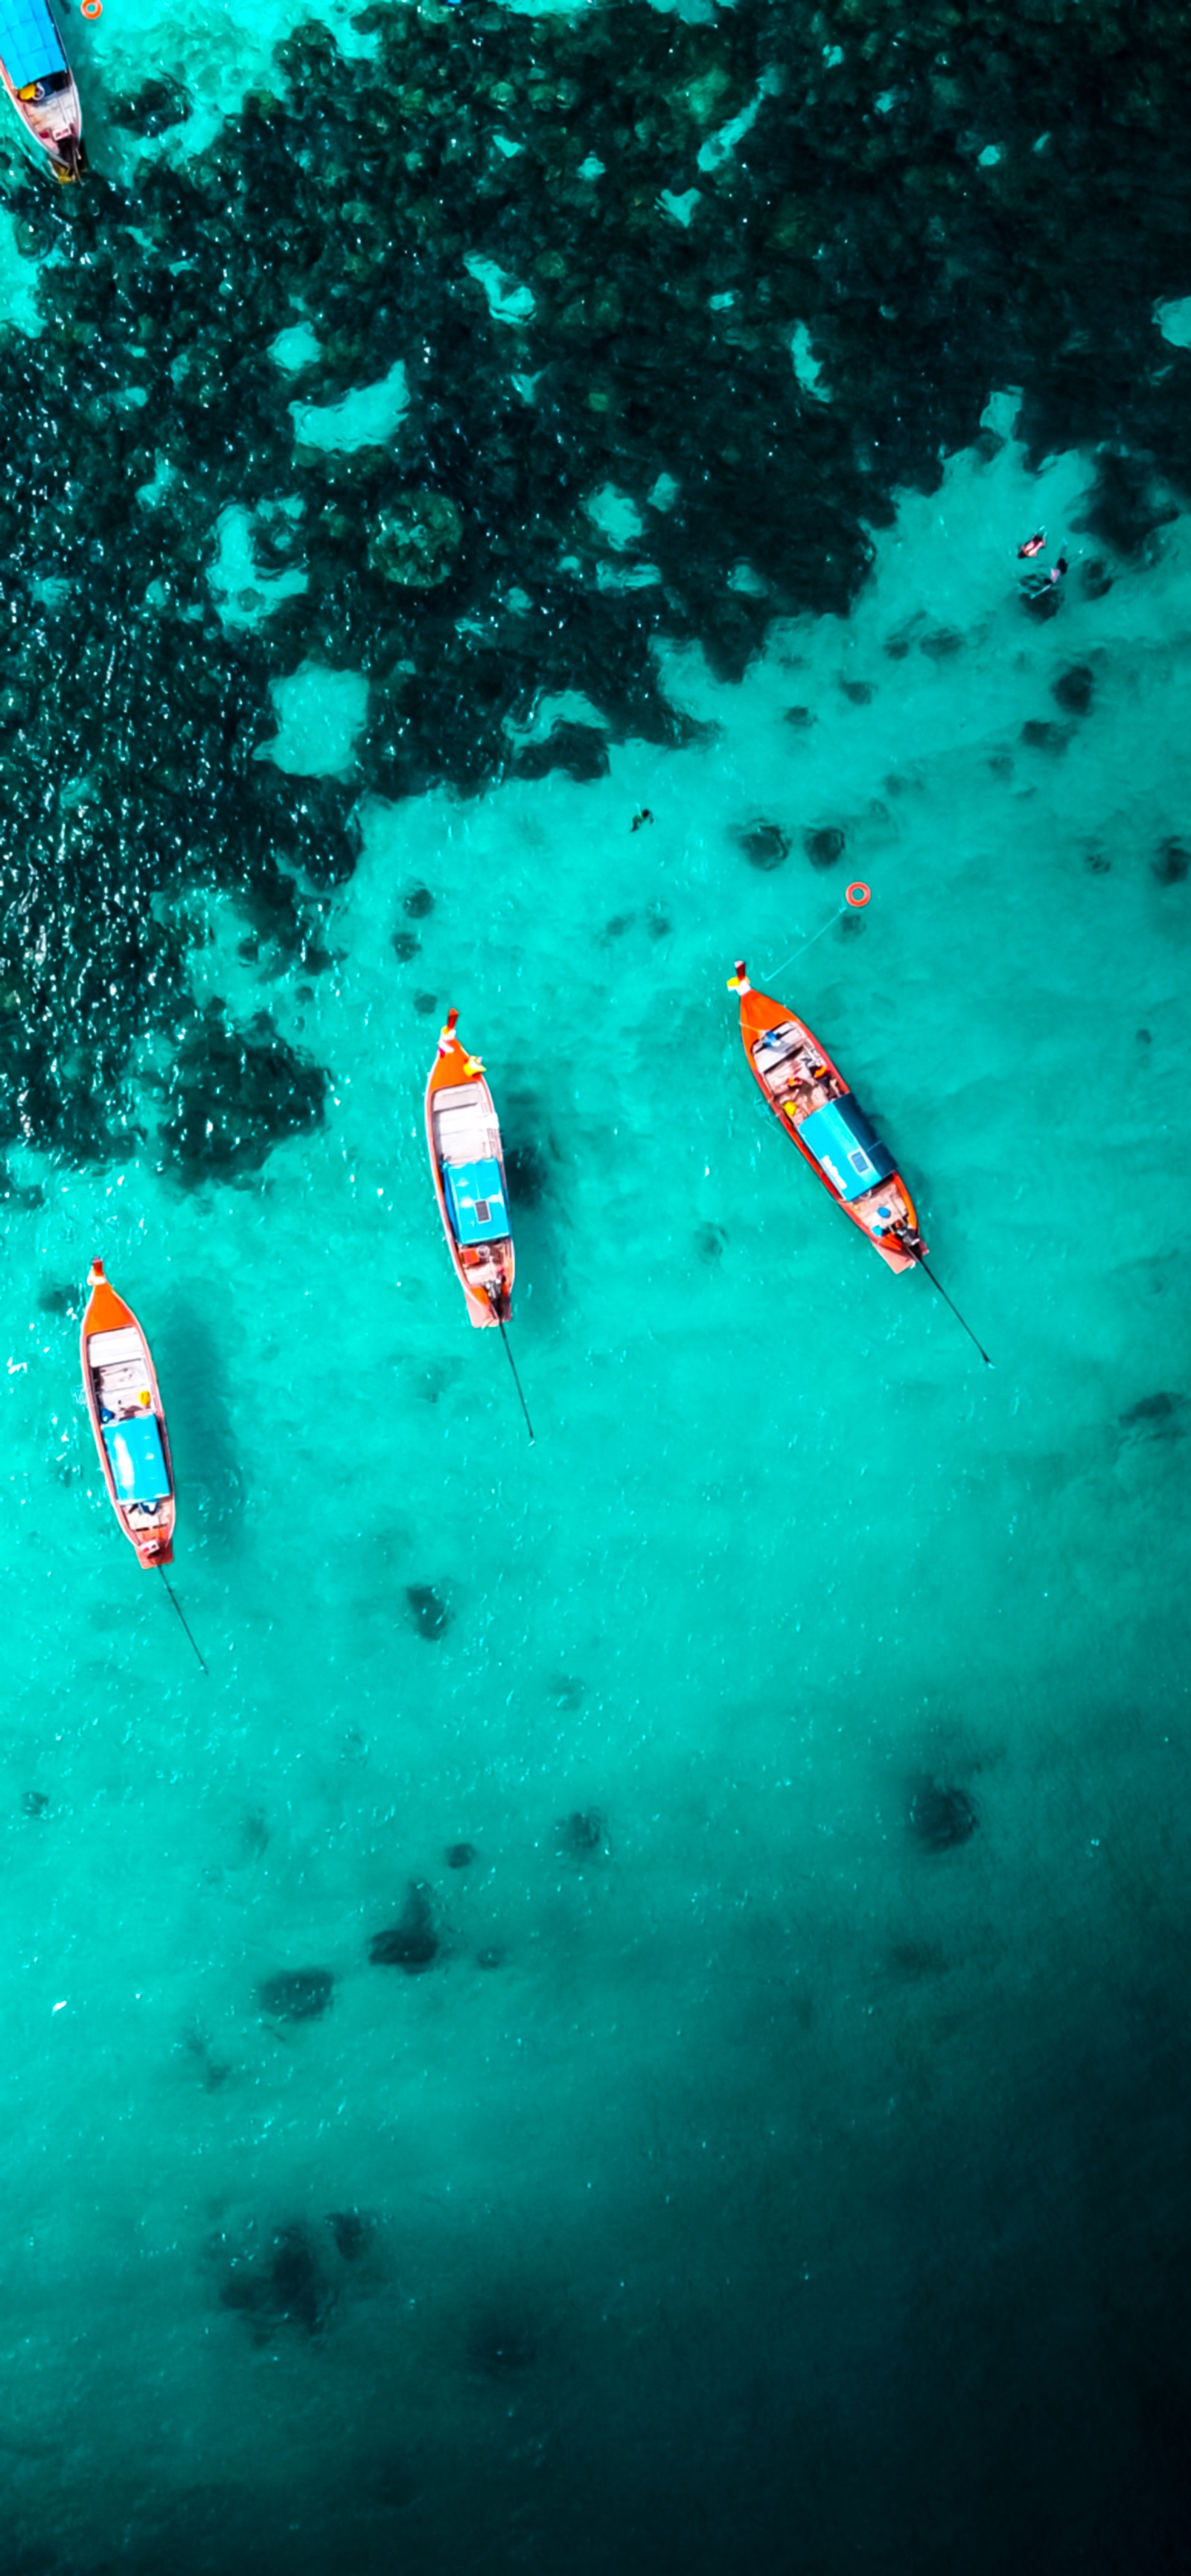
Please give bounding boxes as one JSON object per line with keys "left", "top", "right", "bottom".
{"left": 413, "top": 992, "right": 439, "bottom": 1016}
{"left": 549, "top": 1676, "right": 586, "bottom": 1710}
{"left": 476, "top": 1946, "right": 505, "bottom": 1970}
{"left": 446, "top": 1842, "right": 476, "bottom": 1869}
{"left": 557, "top": 1809, "right": 604, "bottom": 1856}
{"left": 736, "top": 821, "right": 790, "bottom": 871}
{"left": 37, "top": 1281, "right": 80, "bottom": 1319}
{"left": 909, "top": 1782, "right": 978, "bottom": 1853}
{"left": 111, "top": 78, "right": 191, "bottom": 137}
{"left": 514, "top": 723, "right": 610, "bottom": 783}
{"left": 327, "top": 2209, "right": 371, "bottom": 2262}
{"left": 1076, "top": 449, "right": 1178, "bottom": 559}
{"left": 162, "top": 1004, "right": 328, "bottom": 1183}
{"left": 403, "top": 886, "right": 435, "bottom": 919}
{"left": 221, "top": 2223, "right": 329, "bottom": 2339}
{"left": 919, "top": 627, "right": 963, "bottom": 660}
{"left": 1081, "top": 559, "right": 1114, "bottom": 600}
{"left": 369, "top": 1883, "right": 440, "bottom": 1971}
{"left": 784, "top": 704, "right": 816, "bottom": 730}
{"left": 840, "top": 679, "right": 873, "bottom": 705}
{"left": 804, "top": 825, "right": 846, "bottom": 868}
{"left": 369, "top": 491, "right": 463, "bottom": 589}
{"left": 1084, "top": 849, "right": 1111, "bottom": 875}
{"left": 1152, "top": 839, "right": 1190, "bottom": 885}
{"left": 258, "top": 1967, "right": 336, "bottom": 2024}
{"left": 697, "top": 1222, "right": 727, "bottom": 1261}
{"left": 406, "top": 1583, "right": 451, "bottom": 1641}
{"left": 1020, "top": 720, "right": 1067, "bottom": 754}
{"left": 1119, "top": 1391, "right": 1186, "bottom": 1433}
{"left": 1137, "top": 1028, "right": 1152, "bottom": 1045}
{"left": 392, "top": 931, "right": 420, "bottom": 961}
{"left": 22, "top": 1790, "right": 48, "bottom": 1819}
{"left": 1052, "top": 663, "right": 1095, "bottom": 716}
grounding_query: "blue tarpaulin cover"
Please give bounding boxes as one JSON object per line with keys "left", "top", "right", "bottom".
{"left": 799, "top": 1094, "right": 896, "bottom": 1203}
{"left": 0, "top": 0, "right": 66, "bottom": 86}
{"left": 444, "top": 1156, "right": 508, "bottom": 1245}
{"left": 103, "top": 1413, "right": 170, "bottom": 1505}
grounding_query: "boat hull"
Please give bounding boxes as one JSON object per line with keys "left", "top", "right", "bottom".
{"left": 732, "top": 963, "right": 925, "bottom": 1273}
{"left": 425, "top": 1013, "right": 515, "bottom": 1328}
{"left": 0, "top": 0, "right": 84, "bottom": 181}
{"left": 80, "top": 1263, "right": 176, "bottom": 1567}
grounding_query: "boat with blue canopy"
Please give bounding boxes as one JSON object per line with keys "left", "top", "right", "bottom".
{"left": 729, "top": 961, "right": 926, "bottom": 1273}
{"left": 0, "top": 0, "right": 83, "bottom": 180}
{"left": 80, "top": 1261, "right": 176, "bottom": 1566}
{"left": 425, "top": 1010, "right": 516, "bottom": 1329}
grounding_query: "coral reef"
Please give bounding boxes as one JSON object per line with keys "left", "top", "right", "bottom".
{"left": 1, "top": 0, "right": 1190, "bottom": 1173}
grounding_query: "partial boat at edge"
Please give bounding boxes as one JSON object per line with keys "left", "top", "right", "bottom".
{"left": 0, "top": 0, "right": 84, "bottom": 182}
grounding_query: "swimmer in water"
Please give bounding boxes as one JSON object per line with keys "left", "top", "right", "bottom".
{"left": 1018, "top": 530, "right": 1047, "bottom": 559}
{"left": 630, "top": 808, "right": 654, "bottom": 833}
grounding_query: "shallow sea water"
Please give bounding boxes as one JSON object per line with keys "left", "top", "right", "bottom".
{"left": 4, "top": 7, "right": 1191, "bottom": 2575}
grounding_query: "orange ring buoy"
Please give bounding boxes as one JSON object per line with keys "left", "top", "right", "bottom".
{"left": 80, "top": 1, "right": 102, "bottom": 17}
{"left": 845, "top": 881, "right": 871, "bottom": 908}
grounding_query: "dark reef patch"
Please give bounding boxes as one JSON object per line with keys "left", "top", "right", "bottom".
{"left": 1053, "top": 664, "right": 1095, "bottom": 717}
{"left": 110, "top": 77, "right": 191, "bottom": 138}
{"left": 1152, "top": 839, "right": 1190, "bottom": 886}
{"left": 805, "top": 825, "right": 846, "bottom": 869}
{"left": 220, "top": 2222, "right": 330, "bottom": 2340}
{"left": 258, "top": 1967, "right": 336, "bottom": 2025}
{"left": 514, "top": 721, "right": 610, "bottom": 784}
{"left": 1119, "top": 1391, "right": 1186, "bottom": 1436}
{"left": 1020, "top": 720, "right": 1068, "bottom": 755}
{"left": 446, "top": 1842, "right": 476, "bottom": 1870}
{"left": 3, "top": 0, "right": 1191, "bottom": 1173}
{"left": 558, "top": 1808, "right": 604, "bottom": 1858}
{"left": 405, "top": 1582, "right": 451, "bottom": 1641}
{"left": 736, "top": 821, "right": 790, "bottom": 871}
{"left": 909, "top": 1782, "right": 979, "bottom": 1853}
{"left": 369, "top": 1883, "right": 440, "bottom": 1972}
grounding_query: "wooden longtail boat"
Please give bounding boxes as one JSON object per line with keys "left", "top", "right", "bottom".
{"left": 729, "top": 960, "right": 926, "bottom": 1275}
{"left": 425, "top": 1010, "right": 515, "bottom": 1328}
{"left": 80, "top": 1260, "right": 176, "bottom": 1567}
{"left": 0, "top": 0, "right": 84, "bottom": 182}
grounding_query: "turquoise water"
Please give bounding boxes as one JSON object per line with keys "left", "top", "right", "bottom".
{"left": 4, "top": 6, "right": 1191, "bottom": 2571}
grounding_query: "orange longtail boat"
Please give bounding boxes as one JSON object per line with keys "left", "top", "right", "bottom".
{"left": 425, "top": 1010, "right": 515, "bottom": 1329}
{"left": 729, "top": 960, "right": 926, "bottom": 1274}
{"left": 80, "top": 1260, "right": 176, "bottom": 1566}
{"left": 0, "top": 0, "right": 85, "bottom": 182}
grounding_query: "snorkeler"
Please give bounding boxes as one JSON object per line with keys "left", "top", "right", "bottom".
{"left": 630, "top": 808, "right": 654, "bottom": 833}
{"left": 1021, "top": 553, "right": 1068, "bottom": 602}
{"left": 1018, "top": 530, "right": 1047, "bottom": 559}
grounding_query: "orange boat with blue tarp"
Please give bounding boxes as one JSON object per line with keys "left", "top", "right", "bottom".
{"left": 729, "top": 960, "right": 925, "bottom": 1274}
{"left": 425, "top": 1010, "right": 515, "bottom": 1329}
{"left": 80, "top": 1260, "right": 176, "bottom": 1566}
{"left": 0, "top": 0, "right": 84, "bottom": 180}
